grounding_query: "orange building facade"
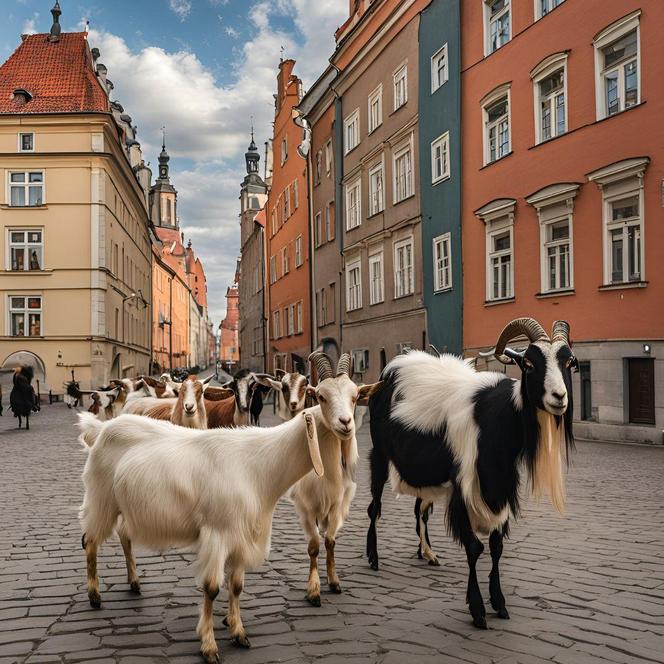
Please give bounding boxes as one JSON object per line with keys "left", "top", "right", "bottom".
{"left": 461, "top": 1, "right": 663, "bottom": 442}
{"left": 219, "top": 285, "right": 240, "bottom": 368}
{"left": 265, "top": 59, "right": 311, "bottom": 373}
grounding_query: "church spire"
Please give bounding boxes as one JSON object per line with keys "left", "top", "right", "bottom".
{"left": 245, "top": 121, "right": 260, "bottom": 175}
{"left": 49, "top": 1, "right": 62, "bottom": 43}
{"left": 158, "top": 127, "right": 170, "bottom": 182}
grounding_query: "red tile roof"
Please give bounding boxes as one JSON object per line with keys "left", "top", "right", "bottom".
{"left": 0, "top": 32, "right": 108, "bottom": 114}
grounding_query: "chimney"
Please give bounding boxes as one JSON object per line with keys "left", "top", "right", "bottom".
{"left": 49, "top": 1, "right": 62, "bottom": 43}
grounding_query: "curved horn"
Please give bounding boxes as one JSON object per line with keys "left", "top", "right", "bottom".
{"left": 336, "top": 352, "right": 352, "bottom": 377}
{"left": 486, "top": 318, "right": 550, "bottom": 365}
{"left": 551, "top": 320, "right": 571, "bottom": 346}
{"left": 308, "top": 351, "right": 333, "bottom": 382}
{"left": 428, "top": 344, "right": 441, "bottom": 358}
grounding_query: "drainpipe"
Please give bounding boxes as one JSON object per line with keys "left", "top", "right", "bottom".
{"left": 330, "top": 68, "right": 344, "bottom": 352}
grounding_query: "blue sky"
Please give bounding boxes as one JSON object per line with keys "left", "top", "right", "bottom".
{"left": 1, "top": 0, "right": 347, "bottom": 325}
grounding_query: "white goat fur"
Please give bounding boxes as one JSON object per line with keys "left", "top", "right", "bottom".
{"left": 77, "top": 372, "right": 363, "bottom": 662}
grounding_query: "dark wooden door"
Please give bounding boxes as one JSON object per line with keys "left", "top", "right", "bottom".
{"left": 580, "top": 361, "right": 592, "bottom": 421}
{"left": 628, "top": 358, "right": 655, "bottom": 425}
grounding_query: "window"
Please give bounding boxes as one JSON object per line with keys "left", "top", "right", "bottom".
{"left": 315, "top": 212, "right": 323, "bottom": 247}
{"left": 269, "top": 255, "right": 277, "bottom": 284}
{"left": 270, "top": 210, "right": 277, "bottom": 236}
{"left": 485, "top": 0, "right": 510, "bottom": 55}
{"left": 345, "top": 178, "right": 361, "bottom": 230}
{"left": 368, "top": 162, "right": 384, "bottom": 215}
{"left": 319, "top": 288, "right": 327, "bottom": 326}
{"left": 394, "top": 238, "right": 414, "bottom": 298}
{"left": 273, "top": 310, "right": 281, "bottom": 339}
{"left": 325, "top": 204, "right": 334, "bottom": 241}
{"left": 281, "top": 137, "right": 288, "bottom": 165}
{"left": 346, "top": 260, "right": 362, "bottom": 311}
{"left": 19, "top": 132, "right": 34, "bottom": 152}
{"left": 393, "top": 140, "right": 413, "bottom": 203}
{"left": 431, "top": 44, "right": 448, "bottom": 93}
{"left": 288, "top": 305, "right": 295, "bottom": 336}
{"left": 283, "top": 187, "right": 290, "bottom": 219}
{"left": 393, "top": 64, "right": 408, "bottom": 110}
{"left": 431, "top": 132, "right": 450, "bottom": 184}
{"left": 368, "top": 252, "right": 384, "bottom": 305}
{"left": 294, "top": 180, "right": 299, "bottom": 209}
{"left": 344, "top": 109, "right": 360, "bottom": 154}
{"left": 531, "top": 54, "right": 568, "bottom": 144}
{"left": 315, "top": 151, "right": 322, "bottom": 184}
{"left": 483, "top": 89, "right": 510, "bottom": 164}
{"left": 488, "top": 228, "right": 513, "bottom": 300}
{"left": 282, "top": 245, "right": 289, "bottom": 275}
{"left": 368, "top": 85, "right": 382, "bottom": 133}
{"left": 9, "top": 171, "right": 44, "bottom": 206}
{"left": 324, "top": 141, "right": 332, "bottom": 176}
{"left": 9, "top": 296, "right": 42, "bottom": 336}
{"left": 8, "top": 229, "right": 43, "bottom": 271}
{"left": 536, "top": 0, "right": 564, "bottom": 20}
{"left": 594, "top": 12, "right": 640, "bottom": 120}
{"left": 295, "top": 235, "right": 303, "bottom": 267}
{"left": 588, "top": 157, "right": 648, "bottom": 286}
{"left": 544, "top": 220, "right": 571, "bottom": 291}
{"left": 433, "top": 234, "right": 452, "bottom": 291}
{"left": 352, "top": 349, "right": 369, "bottom": 374}
{"left": 296, "top": 301, "right": 303, "bottom": 333}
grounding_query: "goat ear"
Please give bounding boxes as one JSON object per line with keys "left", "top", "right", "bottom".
{"left": 303, "top": 412, "right": 324, "bottom": 477}
{"left": 201, "top": 375, "right": 214, "bottom": 386}
{"left": 255, "top": 374, "right": 282, "bottom": 391}
{"left": 357, "top": 381, "right": 382, "bottom": 405}
{"left": 168, "top": 381, "right": 181, "bottom": 395}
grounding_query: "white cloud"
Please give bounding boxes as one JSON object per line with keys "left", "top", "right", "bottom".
{"left": 86, "top": 0, "right": 347, "bottom": 325}
{"left": 169, "top": 0, "right": 192, "bottom": 22}
{"left": 22, "top": 12, "right": 39, "bottom": 35}
{"left": 225, "top": 26, "right": 239, "bottom": 39}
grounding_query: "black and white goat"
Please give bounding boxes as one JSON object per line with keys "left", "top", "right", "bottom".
{"left": 255, "top": 369, "right": 309, "bottom": 420}
{"left": 366, "top": 318, "right": 576, "bottom": 629}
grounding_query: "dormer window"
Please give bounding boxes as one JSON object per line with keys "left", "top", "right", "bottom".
{"left": 19, "top": 133, "right": 34, "bottom": 152}
{"left": 12, "top": 88, "right": 33, "bottom": 106}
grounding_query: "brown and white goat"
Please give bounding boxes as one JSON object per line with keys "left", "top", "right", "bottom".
{"left": 143, "top": 375, "right": 212, "bottom": 429}
{"left": 255, "top": 370, "right": 309, "bottom": 421}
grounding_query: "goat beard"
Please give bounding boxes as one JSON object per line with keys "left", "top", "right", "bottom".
{"left": 340, "top": 435, "right": 359, "bottom": 478}
{"left": 532, "top": 410, "right": 566, "bottom": 514}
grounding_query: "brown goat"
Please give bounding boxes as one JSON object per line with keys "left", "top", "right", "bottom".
{"left": 205, "top": 395, "right": 244, "bottom": 428}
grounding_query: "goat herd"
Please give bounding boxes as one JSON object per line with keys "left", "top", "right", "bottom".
{"left": 59, "top": 317, "right": 576, "bottom": 663}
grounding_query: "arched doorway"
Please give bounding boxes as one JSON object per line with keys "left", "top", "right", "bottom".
{"left": 110, "top": 353, "right": 121, "bottom": 380}
{"left": 1, "top": 350, "right": 47, "bottom": 393}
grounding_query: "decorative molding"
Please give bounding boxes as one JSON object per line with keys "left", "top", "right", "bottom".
{"left": 587, "top": 157, "right": 650, "bottom": 189}
{"left": 474, "top": 198, "right": 517, "bottom": 224}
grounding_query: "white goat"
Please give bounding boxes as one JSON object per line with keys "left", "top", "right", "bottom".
{"left": 77, "top": 351, "right": 377, "bottom": 664}
{"left": 255, "top": 370, "right": 309, "bottom": 420}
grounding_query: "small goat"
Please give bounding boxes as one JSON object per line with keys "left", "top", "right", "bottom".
{"left": 255, "top": 369, "right": 309, "bottom": 420}
{"left": 144, "top": 375, "right": 212, "bottom": 429}
{"left": 366, "top": 318, "right": 576, "bottom": 629}
{"left": 77, "top": 351, "right": 376, "bottom": 663}
{"left": 10, "top": 366, "right": 39, "bottom": 429}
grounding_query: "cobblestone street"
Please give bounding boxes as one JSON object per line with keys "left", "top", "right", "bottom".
{"left": 0, "top": 404, "right": 663, "bottom": 664}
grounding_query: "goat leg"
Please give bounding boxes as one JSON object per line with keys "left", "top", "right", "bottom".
{"left": 227, "top": 567, "right": 250, "bottom": 648}
{"left": 418, "top": 500, "right": 440, "bottom": 566}
{"left": 118, "top": 523, "right": 141, "bottom": 594}
{"left": 85, "top": 537, "right": 101, "bottom": 608}
{"left": 197, "top": 582, "right": 220, "bottom": 664}
{"left": 305, "top": 536, "right": 321, "bottom": 606}
{"left": 489, "top": 527, "right": 509, "bottom": 619}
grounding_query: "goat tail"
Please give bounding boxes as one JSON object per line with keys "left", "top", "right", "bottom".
{"left": 77, "top": 412, "right": 103, "bottom": 448}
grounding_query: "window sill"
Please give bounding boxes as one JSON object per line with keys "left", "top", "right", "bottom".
{"left": 393, "top": 293, "right": 414, "bottom": 301}
{"left": 535, "top": 288, "right": 575, "bottom": 299}
{"left": 389, "top": 103, "right": 407, "bottom": 117}
{"left": 393, "top": 193, "right": 415, "bottom": 206}
{"left": 432, "top": 174, "right": 451, "bottom": 187}
{"left": 484, "top": 296, "right": 515, "bottom": 307}
{"left": 368, "top": 125, "right": 382, "bottom": 136}
{"left": 367, "top": 210, "right": 384, "bottom": 220}
{"left": 1, "top": 269, "right": 52, "bottom": 275}
{"left": 431, "top": 80, "right": 448, "bottom": 95}
{"left": 0, "top": 204, "right": 48, "bottom": 210}
{"left": 598, "top": 281, "right": 648, "bottom": 292}
{"left": 596, "top": 101, "right": 646, "bottom": 125}
{"left": 480, "top": 151, "right": 513, "bottom": 171}
{"left": 346, "top": 224, "right": 361, "bottom": 232}
{"left": 369, "top": 300, "right": 385, "bottom": 307}
{"left": 346, "top": 308, "right": 362, "bottom": 313}
{"left": 434, "top": 286, "right": 453, "bottom": 295}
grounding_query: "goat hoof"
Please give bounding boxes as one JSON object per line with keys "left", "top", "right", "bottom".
{"left": 428, "top": 558, "right": 440, "bottom": 567}
{"left": 417, "top": 547, "right": 423, "bottom": 559}
{"left": 369, "top": 560, "right": 379, "bottom": 571}
{"left": 201, "top": 649, "right": 219, "bottom": 664}
{"left": 129, "top": 581, "right": 141, "bottom": 595}
{"left": 496, "top": 606, "right": 510, "bottom": 619}
{"left": 329, "top": 583, "right": 342, "bottom": 594}
{"left": 306, "top": 594, "right": 321, "bottom": 607}
{"left": 472, "top": 615, "right": 488, "bottom": 630}
{"left": 88, "top": 591, "right": 101, "bottom": 608}
{"left": 231, "top": 634, "right": 251, "bottom": 649}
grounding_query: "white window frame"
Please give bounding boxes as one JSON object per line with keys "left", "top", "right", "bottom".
{"left": 531, "top": 53, "right": 568, "bottom": 144}
{"left": 484, "top": 0, "right": 511, "bottom": 56}
{"left": 8, "top": 295, "right": 42, "bottom": 337}
{"left": 526, "top": 183, "right": 579, "bottom": 294}
{"left": 431, "top": 132, "right": 450, "bottom": 184}
{"left": 346, "top": 259, "right": 362, "bottom": 311}
{"left": 344, "top": 109, "right": 360, "bottom": 154}
{"left": 393, "top": 63, "right": 408, "bottom": 111}
{"left": 433, "top": 233, "right": 452, "bottom": 292}
{"left": 7, "top": 170, "right": 45, "bottom": 207}
{"left": 542, "top": 216, "right": 573, "bottom": 292}
{"left": 431, "top": 44, "right": 449, "bottom": 93}
{"left": 345, "top": 177, "right": 362, "bottom": 230}
{"left": 325, "top": 204, "right": 334, "bottom": 241}
{"left": 288, "top": 304, "right": 295, "bottom": 337}
{"left": 481, "top": 85, "right": 511, "bottom": 166}
{"left": 269, "top": 255, "right": 277, "bottom": 284}
{"left": 486, "top": 222, "right": 514, "bottom": 302}
{"left": 296, "top": 301, "right": 303, "bottom": 334}
{"left": 325, "top": 141, "right": 332, "bottom": 176}
{"left": 368, "top": 85, "right": 383, "bottom": 133}
{"left": 392, "top": 136, "right": 414, "bottom": 204}
{"left": 282, "top": 245, "right": 289, "bottom": 275}
{"left": 368, "top": 160, "right": 385, "bottom": 216}
{"left": 295, "top": 235, "right": 303, "bottom": 267}
{"left": 281, "top": 136, "right": 288, "bottom": 165}
{"left": 293, "top": 180, "right": 299, "bottom": 209}
{"left": 315, "top": 212, "right": 323, "bottom": 247}
{"left": 273, "top": 310, "right": 281, "bottom": 339}
{"left": 593, "top": 11, "right": 641, "bottom": 121}
{"left": 368, "top": 251, "right": 384, "bottom": 305}
{"left": 588, "top": 157, "right": 648, "bottom": 286}
{"left": 535, "top": 0, "right": 565, "bottom": 20}
{"left": 394, "top": 237, "right": 414, "bottom": 299}
{"left": 18, "top": 132, "right": 35, "bottom": 152}
{"left": 7, "top": 228, "right": 44, "bottom": 272}
{"left": 604, "top": 193, "right": 643, "bottom": 285}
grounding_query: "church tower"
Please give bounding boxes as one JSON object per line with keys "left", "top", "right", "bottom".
{"left": 150, "top": 132, "right": 178, "bottom": 228}
{"left": 240, "top": 129, "right": 268, "bottom": 247}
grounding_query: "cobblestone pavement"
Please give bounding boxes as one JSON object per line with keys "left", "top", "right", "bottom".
{"left": 0, "top": 403, "right": 663, "bottom": 664}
